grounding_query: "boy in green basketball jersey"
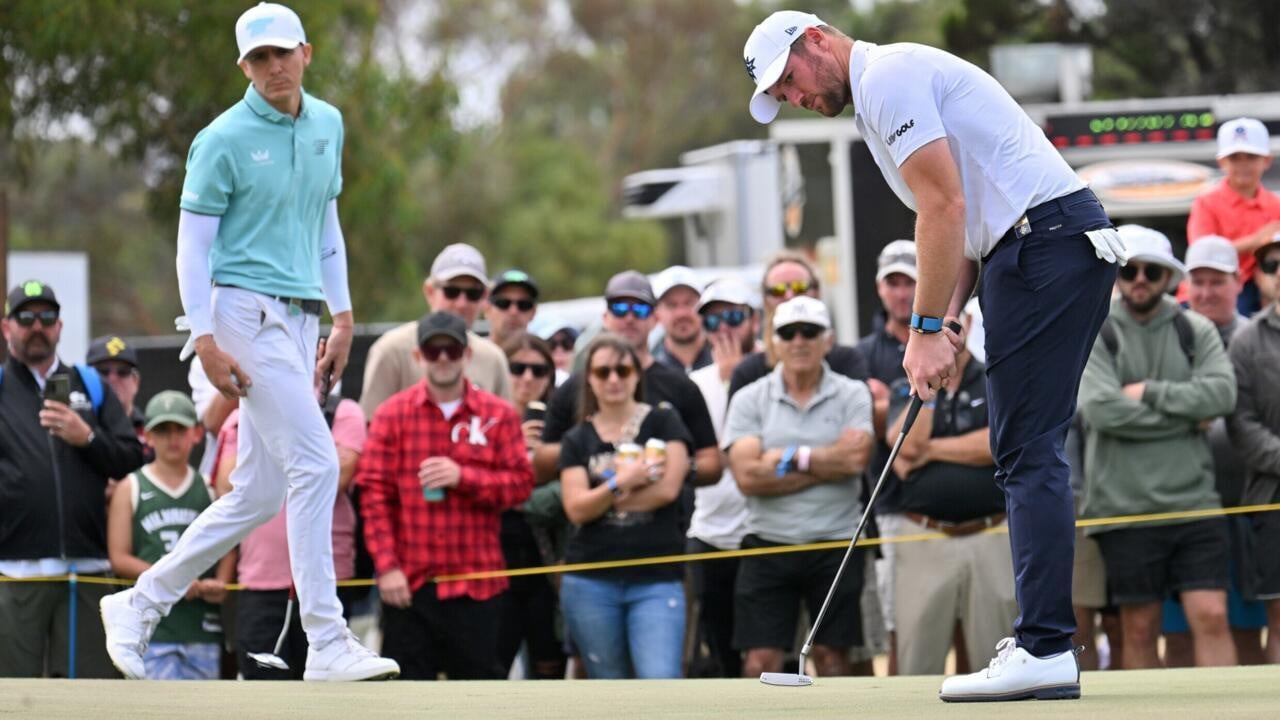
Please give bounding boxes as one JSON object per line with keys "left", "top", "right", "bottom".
{"left": 107, "top": 391, "right": 233, "bottom": 679}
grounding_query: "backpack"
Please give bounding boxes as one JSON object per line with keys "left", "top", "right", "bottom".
{"left": 0, "top": 363, "right": 104, "bottom": 414}
{"left": 1097, "top": 310, "right": 1197, "bottom": 367}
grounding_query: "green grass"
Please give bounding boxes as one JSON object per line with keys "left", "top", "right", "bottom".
{"left": 2, "top": 666, "right": 1273, "bottom": 719}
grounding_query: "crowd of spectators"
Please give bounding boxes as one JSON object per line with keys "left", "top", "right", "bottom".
{"left": 4, "top": 116, "right": 1280, "bottom": 680}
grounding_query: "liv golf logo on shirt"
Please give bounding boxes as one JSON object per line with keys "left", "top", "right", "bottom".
{"left": 885, "top": 119, "right": 915, "bottom": 147}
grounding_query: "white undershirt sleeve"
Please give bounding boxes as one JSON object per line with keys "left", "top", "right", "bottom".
{"left": 175, "top": 210, "right": 221, "bottom": 339}
{"left": 320, "top": 198, "right": 353, "bottom": 316}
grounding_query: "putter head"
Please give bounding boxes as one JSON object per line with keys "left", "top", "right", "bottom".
{"left": 760, "top": 671, "right": 813, "bottom": 687}
{"left": 247, "top": 652, "right": 290, "bottom": 671}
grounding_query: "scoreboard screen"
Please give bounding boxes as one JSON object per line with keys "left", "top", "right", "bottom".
{"left": 1042, "top": 109, "right": 1217, "bottom": 148}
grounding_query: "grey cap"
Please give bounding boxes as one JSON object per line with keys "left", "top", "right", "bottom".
{"left": 430, "top": 243, "right": 488, "bottom": 283}
{"left": 417, "top": 311, "right": 468, "bottom": 347}
{"left": 604, "top": 270, "right": 656, "bottom": 305}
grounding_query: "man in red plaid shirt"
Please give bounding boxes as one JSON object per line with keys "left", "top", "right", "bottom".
{"left": 357, "top": 311, "right": 533, "bottom": 679}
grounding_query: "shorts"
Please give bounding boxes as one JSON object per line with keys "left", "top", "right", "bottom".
{"left": 1161, "top": 515, "right": 1267, "bottom": 632}
{"left": 143, "top": 642, "right": 221, "bottom": 680}
{"left": 1071, "top": 529, "right": 1107, "bottom": 609}
{"left": 1094, "top": 519, "right": 1229, "bottom": 605}
{"left": 733, "top": 534, "right": 864, "bottom": 652}
{"left": 1252, "top": 494, "right": 1280, "bottom": 600}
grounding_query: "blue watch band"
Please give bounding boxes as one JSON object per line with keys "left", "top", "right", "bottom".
{"left": 909, "top": 313, "right": 945, "bottom": 334}
{"left": 777, "top": 445, "right": 798, "bottom": 478}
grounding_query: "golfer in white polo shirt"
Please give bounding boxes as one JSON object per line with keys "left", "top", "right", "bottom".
{"left": 743, "top": 10, "right": 1128, "bottom": 701}
{"left": 100, "top": 3, "right": 398, "bottom": 681}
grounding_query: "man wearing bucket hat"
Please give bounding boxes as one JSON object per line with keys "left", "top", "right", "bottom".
{"left": 743, "top": 9, "right": 1125, "bottom": 700}
{"left": 1187, "top": 117, "right": 1280, "bottom": 316}
{"left": 1078, "top": 224, "right": 1237, "bottom": 670}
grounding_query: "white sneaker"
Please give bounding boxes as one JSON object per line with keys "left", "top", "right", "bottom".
{"left": 304, "top": 629, "right": 401, "bottom": 681}
{"left": 99, "top": 590, "right": 162, "bottom": 680}
{"left": 939, "top": 637, "right": 1080, "bottom": 702}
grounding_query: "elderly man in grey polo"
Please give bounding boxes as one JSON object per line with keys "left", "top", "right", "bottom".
{"left": 723, "top": 296, "right": 873, "bottom": 679}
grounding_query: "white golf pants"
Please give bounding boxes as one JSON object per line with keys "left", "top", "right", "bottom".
{"left": 135, "top": 286, "right": 345, "bottom": 647}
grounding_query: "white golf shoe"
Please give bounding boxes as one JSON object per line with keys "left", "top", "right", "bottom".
{"left": 939, "top": 637, "right": 1080, "bottom": 702}
{"left": 99, "top": 590, "right": 162, "bottom": 680}
{"left": 303, "top": 629, "right": 401, "bottom": 681}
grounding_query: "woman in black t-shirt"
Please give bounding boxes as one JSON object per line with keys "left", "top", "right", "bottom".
{"left": 558, "top": 333, "right": 692, "bottom": 679}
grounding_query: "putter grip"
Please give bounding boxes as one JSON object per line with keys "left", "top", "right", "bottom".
{"left": 902, "top": 320, "right": 962, "bottom": 434}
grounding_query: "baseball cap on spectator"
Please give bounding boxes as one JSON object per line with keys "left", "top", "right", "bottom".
{"left": 1185, "top": 236, "right": 1239, "bottom": 274}
{"left": 6, "top": 279, "right": 60, "bottom": 316}
{"left": 604, "top": 270, "right": 656, "bottom": 305}
{"left": 1216, "top": 118, "right": 1271, "bottom": 159}
{"left": 530, "top": 313, "right": 579, "bottom": 342}
{"left": 491, "top": 269, "right": 539, "bottom": 299}
{"left": 86, "top": 335, "right": 139, "bottom": 368}
{"left": 743, "top": 11, "right": 826, "bottom": 124}
{"left": 697, "top": 277, "right": 755, "bottom": 313}
{"left": 773, "top": 296, "right": 831, "bottom": 331}
{"left": 144, "top": 391, "right": 198, "bottom": 431}
{"left": 430, "top": 243, "right": 488, "bottom": 284}
{"left": 876, "top": 240, "right": 918, "bottom": 281}
{"left": 652, "top": 265, "right": 702, "bottom": 302}
{"left": 1117, "top": 224, "right": 1186, "bottom": 285}
{"left": 417, "top": 312, "right": 468, "bottom": 347}
{"left": 235, "top": 3, "right": 306, "bottom": 63}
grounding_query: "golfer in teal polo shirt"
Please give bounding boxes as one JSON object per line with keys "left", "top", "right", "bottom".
{"left": 101, "top": 2, "right": 399, "bottom": 682}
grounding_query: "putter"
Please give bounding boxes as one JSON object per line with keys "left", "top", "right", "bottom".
{"left": 762, "top": 320, "right": 958, "bottom": 687}
{"left": 249, "top": 585, "right": 296, "bottom": 671}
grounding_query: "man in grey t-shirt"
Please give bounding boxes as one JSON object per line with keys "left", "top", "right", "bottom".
{"left": 724, "top": 297, "right": 873, "bottom": 679}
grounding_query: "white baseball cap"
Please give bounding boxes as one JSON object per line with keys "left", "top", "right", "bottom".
{"left": 697, "top": 277, "right": 755, "bottom": 312}
{"left": 773, "top": 296, "right": 831, "bottom": 331}
{"left": 1185, "top": 235, "right": 1239, "bottom": 274}
{"left": 652, "top": 265, "right": 702, "bottom": 302}
{"left": 1216, "top": 117, "right": 1271, "bottom": 159}
{"left": 876, "top": 239, "right": 918, "bottom": 281}
{"left": 743, "top": 11, "right": 826, "bottom": 124}
{"left": 1117, "top": 224, "right": 1186, "bottom": 285}
{"left": 235, "top": 3, "right": 307, "bottom": 63}
{"left": 430, "top": 243, "right": 488, "bottom": 283}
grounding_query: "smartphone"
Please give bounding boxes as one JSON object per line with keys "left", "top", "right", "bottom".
{"left": 523, "top": 401, "right": 547, "bottom": 423}
{"left": 43, "top": 374, "right": 72, "bottom": 406}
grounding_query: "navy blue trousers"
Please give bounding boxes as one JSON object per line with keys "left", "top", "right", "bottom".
{"left": 980, "top": 189, "right": 1117, "bottom": 657}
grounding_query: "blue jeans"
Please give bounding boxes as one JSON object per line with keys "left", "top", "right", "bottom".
{"left": 981, "top": 188, "right": 1117, "bottom": 657}
{"left": 560, "top": 574, "right": 685, "bottom": 678}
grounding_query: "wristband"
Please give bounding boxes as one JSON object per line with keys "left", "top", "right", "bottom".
{"left": 796, "top": 445, "right": 811, "bottom": 473}
{"left": 909, "top": 313, "right": 944, "bottom": 334}
{"left": 777, "top": 445, "right": 798, "bottom": 478}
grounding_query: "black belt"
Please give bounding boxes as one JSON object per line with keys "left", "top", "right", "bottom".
{"left": 214, "top": 283, "right": 323, "bottom": 316}
{"left": 985, "top": 187, "right": 1102, "bottom": 262}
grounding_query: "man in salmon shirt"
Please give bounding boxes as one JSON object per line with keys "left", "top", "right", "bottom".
{"left": 1187, "top": 117, "right": 1280, "bottom": 316}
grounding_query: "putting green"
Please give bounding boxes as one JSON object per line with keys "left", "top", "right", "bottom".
{"left": 1, "top": 666, "right": 1272, "bottom": 719}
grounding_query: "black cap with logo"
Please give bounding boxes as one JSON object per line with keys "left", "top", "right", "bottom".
{"left": 6, "top": 280, "right": 60, "bottom": 316}
{"left": 417, "top": 311, "right": 469, "bottom": 347}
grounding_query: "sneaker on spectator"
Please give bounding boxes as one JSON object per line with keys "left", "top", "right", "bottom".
{"left": 99, "top": 590, "right": 162, "bottom": 680}
{"left": 939, "top": 637, "right": 1080, "bottom": 702}
{"left": 304, "top": 629, "right": 401, "bottom": 681}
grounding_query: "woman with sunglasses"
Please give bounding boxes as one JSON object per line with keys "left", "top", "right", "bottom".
{"left": 494, "top": 332, "right": 567, "bottom": 679}
{"left": 727, "top": 250, "right": 869, "bottom": 400}
{"left": 557, "top": 333, "right": 692, "bottom": 678}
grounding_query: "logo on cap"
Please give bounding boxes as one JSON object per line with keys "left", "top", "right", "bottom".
{"left": 1236, "top": 125, "right": 1248, "bottom": 137}
{"left": 784, "top": 25, "right": 798, "bottom": 35}
{"left": 106, "top": 337, "right": 127, "bottom": 357}
{"left": 23, "top": 281, "right": 44, "bottom": 298}
{"left": 246, "top": 17, "right": 273, "bottom": 37}
{"left": 744, "top": 56, "right": 758, "bottom": 82}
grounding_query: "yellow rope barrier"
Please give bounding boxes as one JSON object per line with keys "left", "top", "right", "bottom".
{"left": 4, "top": 502, "right": 1278, "bottom": 589}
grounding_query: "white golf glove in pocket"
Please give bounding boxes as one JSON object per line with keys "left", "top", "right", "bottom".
{"left": 1086, "top": 228, "right": 1129, "bottom": 265}
{"left": 175, "top": 315, "right": 197, "bottom": 361}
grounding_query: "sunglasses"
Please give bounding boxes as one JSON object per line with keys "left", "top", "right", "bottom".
{"left": 490, "top": 297, "right": 535, "bottom": 312}
{"left": 94, "top": 366, "right": 136, "bottom": 379}
{"left": 13, "top": 309, "right": 59, "bottom": 327}
{"left": 1260, "top": 258, "right": 1280, "bottom": 275}
{"left": 420, "top": 343, "right": 466, "bottom": 362}
{"left": 764, "top": 279, "right": 813, "bottom": 298}
{"left": 510, "top": 361, "right": 552, "bottom": 378}
{"left": 608, "top": 301, "right": 653, "bottom": 320}
{"left": 776, "top": 323, "right": 825, "bottom": 342}
{"left": 589, "top": 364, "right": 636, "bottom": 381}
{"left": 1117, "top": 264, "right": 1167, "bottom": 283}
{"left": 442, "top": 285, "right": 485, "bottom": 302}
{"left": 702, "top": 309, "right": 747, "bottom": 332}
{"left": 549, "top": 336, "right": 575, "bottom": 352}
